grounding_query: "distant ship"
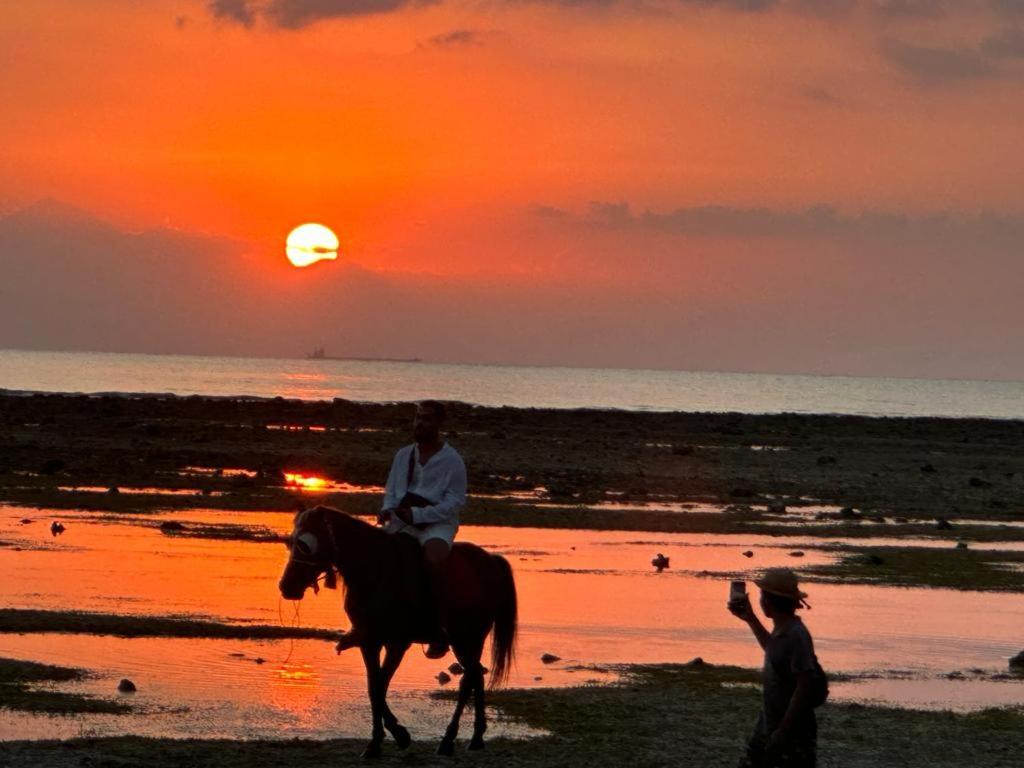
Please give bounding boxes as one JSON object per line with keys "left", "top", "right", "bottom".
{"left": 306, "top": 347, "right": 422, "bottom": 364}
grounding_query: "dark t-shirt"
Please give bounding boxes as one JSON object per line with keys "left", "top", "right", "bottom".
{"left": 755, "top": 616, "right": 818, "bottom": 741}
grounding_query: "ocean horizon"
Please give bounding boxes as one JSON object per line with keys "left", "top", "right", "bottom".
{"left": 1, "top": 348, "right": 1022, "bottom": 421}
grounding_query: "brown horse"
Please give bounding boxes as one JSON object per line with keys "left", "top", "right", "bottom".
{"left": 278, "top": 505, "right": 518, "bottom": 758}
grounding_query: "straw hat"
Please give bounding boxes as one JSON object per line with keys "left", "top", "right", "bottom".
{"left": 754, "top": 568, "right": 809, "bottom": 605}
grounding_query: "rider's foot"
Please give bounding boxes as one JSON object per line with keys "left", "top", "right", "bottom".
{"left": 424, "top": 635, "right": 449, "bottom": 659}
{"left": 335, "top": 629, "right": 363, "bottom": 654}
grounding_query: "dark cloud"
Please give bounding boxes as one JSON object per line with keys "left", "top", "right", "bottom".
{"left": 208, "top": 0, "right": 256, "bottom": 27}
{"left": 546, "top": 200, "right": 1024, "bottom": 243}
{"left": 801, "top": 86, "right": 839, "bottom": 103}
{"left": 881, "top": 39, "right": 998, "bottom": 85}
{"left": 982, "top": 26, "right": 1024, "bottom": 57}
{"left": 426, "top": 28, "right": 484, "bottom": 47}
{"left": 267, "top": 0, "right": 439, "bottom": 28}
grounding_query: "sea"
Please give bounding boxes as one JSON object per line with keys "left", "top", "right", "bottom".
{"left": 0, "top": 348, "right": 1021, "bottom": 420}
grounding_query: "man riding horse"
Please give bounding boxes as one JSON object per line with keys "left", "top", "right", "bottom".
{"left": 278, "top": 401, "right": 516, "bottom": 756}
{"left": 337, "top": 399, "right": 466, "bottom": 659}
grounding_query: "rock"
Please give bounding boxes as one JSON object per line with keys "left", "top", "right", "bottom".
{"left": 651, "top": 554, "right": 670, "bottom": 572}
{"left": 159, "top": 521, "right": 186, "bottom": 532}
{"left": 767, "top": 500, "right": 786, "bottom": 514}
{"left": 107, "top": 486, "right": 120, "bottom": 495}
{"left": 838, "top": 507, "right": 861, "bottom": 520}
{"left": 19, "top": 518, "right": 32, "bottom": 525}
{"left": 816, "top": 455, "right": 837, "bottom": 466}
{"left": 50, "top": 521, "right": 65, "bottom": 536}
{"left": 533, "top": 676, "right": 543, "bottom": 681}
{"left": 672, "top": 445, "right": 694, "bottom": 456}
{"left": 935, "top": 517, "right": 953, "bottom": 531}
{"left": 117, "top": 678, "right": 136, "bottom": 693}
{"left": 1009, "top": 651, "right": 1024, "bottom": 670}
{"left": 945, "top": 671, "right": 965, "bottom": 680}
{"left": 254, "top": 657, "right": 265, "bottom": 664}
{"left": 956, "top": 541, "right": 968, "bottom": 550}
{"left": 742, "top": 551, "right": 754, "bottom": 558}
{"left": 682, "top": 657, "right": 705, "bottom": 668}
{"left": 40, "top": 458, "right": 66, "bottom": 475}
{"left": 540, "top": 653, "right": 561, "bottom": 664}
{"left": 969, "top": 477, "right": 992, "bottom": 488}
{"left": 789, "top": 550, "right": 805, "bottom": 558}
{"left": 448, "top": 662, "right": 464, "bottom": 676}
{"left": 436, "top": 671, "right": 452, "bottom": 685}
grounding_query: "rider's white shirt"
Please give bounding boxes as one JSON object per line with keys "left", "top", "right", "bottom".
{"left": 381, "top": 442, "right": 467, "bottom": 527}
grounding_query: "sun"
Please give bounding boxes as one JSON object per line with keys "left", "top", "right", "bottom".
{"left": 286, "top": 223, "right": 339, "bottom": 268}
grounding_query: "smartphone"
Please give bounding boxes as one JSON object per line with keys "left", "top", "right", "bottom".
{"left": 729, "top": 580, "right": 747, "bottom": 604}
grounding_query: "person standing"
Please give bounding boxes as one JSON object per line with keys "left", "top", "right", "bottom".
{"left": 728, "top": 568, "right": 825, "bottom": 768}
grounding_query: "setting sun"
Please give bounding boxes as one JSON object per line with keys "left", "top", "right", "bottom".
{"left": 285, "top": 223, "right": 339, "bottom": 268}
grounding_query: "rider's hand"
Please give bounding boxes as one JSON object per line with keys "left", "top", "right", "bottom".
{"left": 727, "top": 595, "right": 755, "bottom": 623}
{"left": 394, "top": 506, "right": 414, "bottom": 525}
{"left": 377, "top": 509, "right": 393, "bottom": 526}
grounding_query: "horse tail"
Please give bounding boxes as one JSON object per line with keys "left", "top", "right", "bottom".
{"left": 488, "top": 553, "right": 517, "bottom": 689}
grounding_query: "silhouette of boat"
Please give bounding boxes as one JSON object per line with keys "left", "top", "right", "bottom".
{"left": 306, "top": 347, "right": 422, "bottom": 363}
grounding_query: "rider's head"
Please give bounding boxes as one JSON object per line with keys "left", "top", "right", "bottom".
{"left": 413, "top": 400, "right": 446, "bottom": 444}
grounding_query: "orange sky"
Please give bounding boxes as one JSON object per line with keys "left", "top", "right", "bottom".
{"left": 2, "top": 1, "right": 1023, "bottom": 378}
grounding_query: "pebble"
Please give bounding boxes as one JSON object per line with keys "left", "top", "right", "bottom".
{"left": 789, "top": 551, "right": 805, "bottom": 558}
{"left": 742, "top": 551, "right": 754, "bottom": 558}
{"left": 541, "top": 653, "right": 561, "bottom": 664}
{"left": 117, "top": 679, "right": 136, "bottom": 693}
{"left": 448, "top": 662, "right": 464, "bottom": 676}
{"left": 436, "top": 671, "right": 452, "bottom": 685}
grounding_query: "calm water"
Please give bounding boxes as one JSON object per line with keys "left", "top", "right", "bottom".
{"left": 2, "top": 507, "right": 1023, "bottom": 741}
{"left": 1, "top": 349, "right": 1022, "bottom": 419}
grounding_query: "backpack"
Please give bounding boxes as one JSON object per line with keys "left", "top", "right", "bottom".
{"left": 808, "top": 659, "right": 829, "bottom": 708}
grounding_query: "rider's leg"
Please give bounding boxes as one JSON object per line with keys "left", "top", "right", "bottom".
{"left": 422, "top": 537, "right": 451, "bottom": 659}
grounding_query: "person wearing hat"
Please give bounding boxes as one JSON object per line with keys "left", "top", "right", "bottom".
{"left": 729, "top": 568, "right": 822, "bottom": 768}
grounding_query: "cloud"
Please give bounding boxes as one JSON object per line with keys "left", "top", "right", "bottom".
{"left": 881, "top": 39, "right": 999, "bottom": 84}
{"left": 982, "top": 25, "right": 1024, "bottom": 57}
{"left": 545, "top": 200, "right": 1024, "bottom": 243}
{"left": 208, "top": 0, "right": 256, "bottom": 27}
{"left": 426, "top": 28, "right": 484, "bottom": 47}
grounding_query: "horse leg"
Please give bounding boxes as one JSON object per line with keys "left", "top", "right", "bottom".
{"left": 438, "top": 668, "right": 473, "bottom": 756}
{"left": 379, "top": 642, "right": 411, "bottom": 749}
{"left": 360, "top": 644, "right": 386, "bottom": 759}
{"left": 469, "top": 662, "right": 487, "bottom": 751}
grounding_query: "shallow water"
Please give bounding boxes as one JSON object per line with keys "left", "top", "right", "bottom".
{"left": 1, "top": 507, "right": 1023, "bottom": 741}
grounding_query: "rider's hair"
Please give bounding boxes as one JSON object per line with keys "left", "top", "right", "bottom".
{"left": 418, "top": 400, "right": 447, "bottom": 422}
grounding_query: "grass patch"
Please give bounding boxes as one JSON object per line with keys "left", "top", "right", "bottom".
{"left": 0, "top": 657, "right": 130, "bottom": 715}
{"left": 1, "top": 662, "right": 1022, "bottom": 766}
{"left": 0, "top": 609, "right": 337, "bottom": 640}
{"left": 802, "top": 546, "right": 1024, "bottom": 592}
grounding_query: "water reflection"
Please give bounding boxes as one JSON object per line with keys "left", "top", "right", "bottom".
{"left": 1, "top": 505, "right": 1023, "bottom": 741}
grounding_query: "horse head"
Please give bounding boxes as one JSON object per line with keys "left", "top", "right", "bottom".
{"left": 279, "top": 505, "right": 339, "bottom": 600}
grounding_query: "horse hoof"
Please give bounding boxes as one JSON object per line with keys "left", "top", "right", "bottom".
{"left": 362, "top": 742, "right": 382, "bottom": 759}
{"left": 437, "top": 739, "right": 455, "bottom": 757}
{"left": 468, "top": 736, "right": 485, "bottom": 751}
{"left": 389, "top": 724, "right": 412, "bottom": 749}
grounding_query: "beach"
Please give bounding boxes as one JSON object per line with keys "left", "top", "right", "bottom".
{"left": 1, "top": 391, "right": 1023, "bottom": 766}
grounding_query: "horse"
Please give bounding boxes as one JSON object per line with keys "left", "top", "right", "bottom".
{"left": 278, "top": 505, "right": 518, "bottom": 758}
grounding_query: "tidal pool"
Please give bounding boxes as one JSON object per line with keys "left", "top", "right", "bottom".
{"left": 1, "top": 506, "right": 1022, "bottom": 741}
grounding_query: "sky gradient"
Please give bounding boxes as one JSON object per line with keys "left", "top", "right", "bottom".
{"left": 2, "top": 1, "right": 1022, "bottom": 379}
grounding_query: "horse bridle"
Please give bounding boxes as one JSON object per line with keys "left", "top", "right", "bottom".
{"left": 288, "top": 515, "right": 339, "bottom": 594}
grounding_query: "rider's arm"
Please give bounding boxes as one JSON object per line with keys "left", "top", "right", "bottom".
{"left": 410, "top": 458, "right": 466, "bottom": 526}
{"left": 380, "top": 448, "right": 405, "bottom": 513}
